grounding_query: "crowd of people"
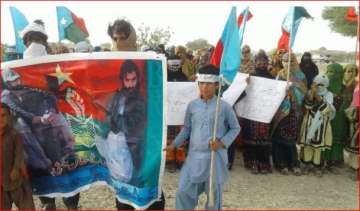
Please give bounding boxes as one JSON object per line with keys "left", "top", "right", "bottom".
{"left": 1, "top": 17, "right": 358, "bottom": 210}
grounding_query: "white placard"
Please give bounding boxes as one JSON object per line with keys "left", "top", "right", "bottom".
{"left": 167, "top": 82, "right": 198, "bottom": 125}
{"left": 222, "top": 72, "right": 249, "bottom": 106}
{"left": 235, "top": 76, "right": 288, "bottom": 123}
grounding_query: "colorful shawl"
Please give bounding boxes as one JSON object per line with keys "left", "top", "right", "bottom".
{"left": 271, "top": 53, "right": 307, "bottom": 135}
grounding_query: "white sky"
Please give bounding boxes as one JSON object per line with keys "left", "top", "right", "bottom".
{"left": 1, "top": 1, "right": 358, "bottom": 53}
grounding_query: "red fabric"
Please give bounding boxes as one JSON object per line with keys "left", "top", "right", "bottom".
{"left": 11, "top": 60, "right": 147, "bottom": 121}
{"left": 210, "top": 40, "right": 223, "bottom": 69}
{"left": 237, "top": 11, "right": 253, "bottom": 27}
{"left": 277, "top": 28, "right": 290, "bottom": 51}
{"left": 345, "top": 7, "right": 357, "bottom": 22}
{"left": 71, "top": 12, "right": 89, "bottom": 36}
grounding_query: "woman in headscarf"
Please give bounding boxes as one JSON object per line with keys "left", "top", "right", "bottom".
{"left": 299, "top": 52, "right": 319, "bottom": 89}
{"left": 344, "top": 83, "right": 359, "bottom": 180}
{"left": 299, "top": 74, "right": 335, "bottom": 177}
{"left": 343, "top": 64, "right": 359, "bottom": 179}
{"left": 175, "top": 45, "right": 196, "bottom": 81}
{"left": 268, "top": 49, "right": 286, "bottom": 78}
{"left": 323, "top": 63, "right": 354, "bottom": 172}
{"left": 239, "top": 45, "right": 255, "bottom": 74}
{"left": 271, "top": 52, "right": 307, "bottom": 175}
{"left": 343, "top": 64, "right": 358, "bottom": 90}
{"left": 241, "top": 50, "right": 274, "bottom": 174}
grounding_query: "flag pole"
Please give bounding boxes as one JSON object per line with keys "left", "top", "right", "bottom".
{"left": 287, "top": 7, "right": 295, "bottom": 82}
{"left": 240, "top": 7, "right": 250, "bottom": 46}
{"left": 287, "top": 48, "right": 292, "bottom": 82}
{"left": 208, "top": 75, "right": 223, "bottom": 208}
{"left": 355, "top": 6, "right": 359, "bottom": 64}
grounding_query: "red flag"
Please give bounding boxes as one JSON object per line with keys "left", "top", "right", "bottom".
{"left": 71, "top": 13, "right": 89, "bottom": 36}
{"left": 276, "top": 7, "right": 312, "bottom": 51}
{"left": 345, "top": 7, "right": 358, "bottom": 22}
{"left": 238, "top": 11, "right": 253, "bottom": 27}
{"left": 12, "top": 59, "right": 147, "bottom": 121}
{"left": 277, "top": 29, "right": 290, "bottom": 51}
{"left": 211, "top": 7, "right": 252, "bottom": 71}
{"left": 210, "top": 40, "right": 224, "bottom": 68}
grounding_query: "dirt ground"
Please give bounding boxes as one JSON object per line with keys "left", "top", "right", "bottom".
{"left": 32, "top": 151, "right": 358, "bottom": 210}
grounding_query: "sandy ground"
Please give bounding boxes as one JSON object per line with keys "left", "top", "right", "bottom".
{"left": 32, "top": 151, "right": 359, "bottom": 210}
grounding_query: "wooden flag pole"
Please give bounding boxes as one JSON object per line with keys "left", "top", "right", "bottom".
{"left": 287, "top": 48, "right": 292, "bottom": 82}
{"left": 208, "top": 76, "right": 223, "bottom": 208}
{"left": 355, "top": 6, "right": 359, "bottom": 64}
{"left": 287, "top": 7, "right": 295, "bottom": 82}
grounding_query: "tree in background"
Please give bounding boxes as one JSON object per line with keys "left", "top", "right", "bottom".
{"left": 322, "top": 7, "right": 357, "bottom": 37}
{"left": 185, "top": 38, "right": 212, "bottom": 51}
{"left": 136, "top": 23, "right": 172, "bottom": 49}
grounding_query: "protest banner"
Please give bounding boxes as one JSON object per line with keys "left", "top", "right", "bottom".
{"left": 222, "top": 72, "right": 249, "bottom": 106}
{"left": 235, "top": 76, "right": 288, "bottom": 123}
{"left": 1, "top": 52, "right": 166, "bottom": 209}
{"left": 167, "top": 82, "right": 198, "bottom": 125}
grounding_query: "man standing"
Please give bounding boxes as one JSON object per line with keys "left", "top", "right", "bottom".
{"left": 107, "top": 19, "right": 137, "bottom": 51}
{"left": 167, "top": 64, "right": 240, "bottom": 210}
{"left": 107, "top": 60, "right": 146, "bottom": 181}
{"left": 1, "top": 103, "right": 35, "bottom": 210}
{"left": 107, "top": 19, "right": 165, "bottom": 210}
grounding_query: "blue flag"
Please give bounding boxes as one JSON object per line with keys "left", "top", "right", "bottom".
{"left": 219, "top": 7, "right": 241, "bottom": 84}
{"left": 9, "top": 7, "right": 28, "bottom": 54}
{"left": 57, "top": 6, "right": 89, "bottom": 43}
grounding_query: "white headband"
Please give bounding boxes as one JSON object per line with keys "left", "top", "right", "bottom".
{"left": 196, "top": 73, "right": 219, "bottom": 83}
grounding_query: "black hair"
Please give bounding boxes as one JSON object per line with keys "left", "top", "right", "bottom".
{"left": 119, "top": 60, "right": 140, "bottom": 89}
{"left": 108, "top": 19, "right": 132, "bottom": 39}
{"left": 197, "top": 64, "right": 219, "bottom": 75}
{"left": 23, "top": 19, "right": 48, "bottom": 46}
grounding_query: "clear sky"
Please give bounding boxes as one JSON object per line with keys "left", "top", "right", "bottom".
{"left": 1, "top": 1, "right": 358, "bottom": 53}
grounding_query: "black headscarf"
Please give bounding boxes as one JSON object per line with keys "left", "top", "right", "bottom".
{"left": 253, "top": 50, "right": 273, "bottom": 79}
{"left": 299, "top": 52, "right": 319, "bottom": 88}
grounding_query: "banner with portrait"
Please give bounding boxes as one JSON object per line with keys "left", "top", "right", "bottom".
{"left": 1, "top": 52, "right": 166, "bottom": 209}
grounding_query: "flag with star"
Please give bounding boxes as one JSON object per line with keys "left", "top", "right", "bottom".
{"left": 56, "top": 6, "right": 89, "bottom": 43}
{"left": 1, "top": 52, "right": 166, "bottom": 209}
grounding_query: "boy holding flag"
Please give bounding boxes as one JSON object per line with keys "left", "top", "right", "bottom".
{"left": 166, "top": 64, "right": 240, "bottom": 210}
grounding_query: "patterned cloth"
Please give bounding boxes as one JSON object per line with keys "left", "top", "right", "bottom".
{"left": 272, "top": 53, "right": 307, "bottom": 142}
{"left": 242, "top": 119, "right": 270, "bottom": 144}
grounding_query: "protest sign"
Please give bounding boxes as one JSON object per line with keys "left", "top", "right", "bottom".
{"left": 1, "top": 52, "right": 166, "bottom": 209}
{"left": 235, "top": 76, "right": 288, "bottom": 123}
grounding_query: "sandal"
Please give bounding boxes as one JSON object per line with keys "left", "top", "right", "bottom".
{"left": 280, "top": 168, "right": 289, "bottom": 175}
{"left": 293, "top": 167, "right": 302, "bottom": 176}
